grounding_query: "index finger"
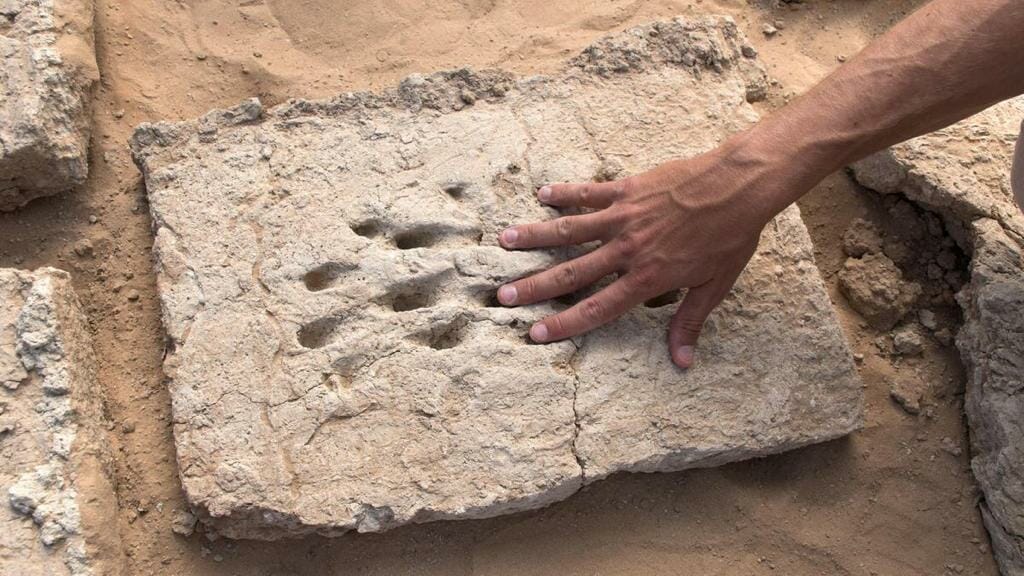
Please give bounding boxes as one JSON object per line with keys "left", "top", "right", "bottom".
{"left": 540, "top": 181, "right": 623, "bottom": 209}
{"left": 529, "top": 274, "right": 648, "bottom": 343}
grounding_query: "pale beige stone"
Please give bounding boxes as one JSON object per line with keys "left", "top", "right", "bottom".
{"left": 131, "top": 17, "right": 862, "bottom": 539}
{"left": 1, "top": 268, "right": 123, "bottom": 575}
{"left": 0, "top": 0, "right": 98, "bottom": 211}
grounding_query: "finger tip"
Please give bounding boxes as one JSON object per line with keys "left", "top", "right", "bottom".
{"left": 497, "top": 285, "right": 517, "bottom": 306}
{"left": 499, "top": 228, "right": 518, "bottom": 248}
{"left": 537, "top": 185, "right": 552, "bottom": 203}
{"left": 673, "top": 345, "right": 695, "bottom": 369}
{"left": 529, "top": 322, "right": 549, "bottom": 343}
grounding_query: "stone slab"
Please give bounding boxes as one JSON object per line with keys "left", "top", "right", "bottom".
{"left": 1, "top": 268, "right": 123, "bottom": 575}
{"left": 852, "top": 97, "right": 1024, "bottom": 576}
{"left": 130, "top": 17, "right": 862, "bottom": 539}
{"left": 0, "top": 0, "right": 98, "bottom": 211}
{"left": 852, "top": 98, "right": 1024, "bottom": 242}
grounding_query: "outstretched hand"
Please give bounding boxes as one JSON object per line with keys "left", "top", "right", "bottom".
{"left": 497, "top": 146, "right": 780, "bottom": 369}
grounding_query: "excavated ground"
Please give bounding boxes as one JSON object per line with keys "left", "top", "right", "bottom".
{"left": 0, "top": 0, "right": 1000, "bottom": 574}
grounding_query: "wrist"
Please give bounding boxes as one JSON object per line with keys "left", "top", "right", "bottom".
{"left": 717, "top": 119, "right": 846, "bottom": 219}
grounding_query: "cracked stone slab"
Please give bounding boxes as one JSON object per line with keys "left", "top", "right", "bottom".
{"left": 0, "top": 0, "right": 98, "bottom": 211}
{"left": 130, "top": 17, "right": 862, "bottom": 539}
{"left": 853, "top": 97, "right": 1024, "bottom": 576}
{"left": 1, "top": 268, "right": 123, "bottom": 575}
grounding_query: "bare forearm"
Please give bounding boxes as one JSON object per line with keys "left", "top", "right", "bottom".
{"left": 732, "top": 0, "right": 1024, "bottom": 214}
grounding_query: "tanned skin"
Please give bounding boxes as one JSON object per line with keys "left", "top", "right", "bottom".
{"left": 496, "top": 0, "right": 1024, "bottom": 369}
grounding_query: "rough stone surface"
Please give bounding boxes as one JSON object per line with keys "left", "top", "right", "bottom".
{"left": 889, "top": 378, "right": 923, "bottom": 415}
{"left": 852, "top": 97, "right": 1024, "bottom": 243}
{"left": 841, "top": 217, "right": 883, "bottom": 258}
{"left": 131, "top": 17, "right": 862, "bottom": 539}
{"left": 852, "top": 97, "right": 1024, "bottom": 576}
{"left": 959, "top": 219, "right": 1024, "bottom": 576}
{"left": 837, "top": 252, "right": 922, "bottom": 330}
{"left": 0, "top": 0, "right": 98, "bottom": 211}
{"left": 892, "top": 325, "right": 924, "bottom": 357}
{"left": 0, "top": 268, "right": 123, "bottom": 575}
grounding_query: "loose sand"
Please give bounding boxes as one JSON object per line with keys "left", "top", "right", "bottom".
{"left": 0, "top": 0, "right": 999, "bottom": 574}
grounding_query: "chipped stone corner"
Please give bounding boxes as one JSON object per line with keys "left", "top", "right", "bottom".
{"left": 1, "top": 268, "right": 125, "bottom": 576}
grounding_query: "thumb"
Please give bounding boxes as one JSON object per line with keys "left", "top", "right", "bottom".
{"left": 668, "top": 283, "right": 724, "bottom": 369}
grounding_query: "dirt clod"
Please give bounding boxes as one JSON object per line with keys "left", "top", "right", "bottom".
{"left": 890, "top": 378, "right": 925, "bottom": 415}
{"left": 842, "top": 217, "right": 884, "bottom": 257}
{"left": 838, "top": 252, "right": 922, "bottom": 330}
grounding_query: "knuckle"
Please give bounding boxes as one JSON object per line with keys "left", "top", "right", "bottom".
{"left": 549, "top": 314, "right": 568, "bottom": 338}
{"left": 577, "top": 185, "right": 590, "bottom": 204}
{"left": 555, "top": 217, "right": 575, "bottom": 242}
{"left": 520, "top": 277, "right": 537, "bottom": 300}
{"left": 675, "top": 315, "right": 706, "bottom": 336}
{"left": 556, "top": 263, "right": 579, "bottom": 288}
{"left": 615, "top": 230, "right": 640, "bottom": 259}
{"left": 516, "top": 223, "right": 533, "bottom": 244}
{"left": 618, "top": 177, "right": 637, "bottom": 198}
{"left": 629, "top": 266, "right": 659, "bottom": 289}
{"left": 579, "top": 298, "right": 606, "bottom": 323}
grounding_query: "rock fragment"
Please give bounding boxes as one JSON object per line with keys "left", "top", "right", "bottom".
{"left": 0, "top": 0, "right": 99, "bottom": 211}
{"left": 171, "top": 510, "right": 198, "bottom": 537}
{"left": 131, "top": 17, "right": 861, "bottom": 539}
{"left": 1, "top": 268, "right": 124, "bottom": 575}
{"left": 918, "top": 309, "right": 938, "bottom": 331}
{"left": 838, "top": 253, "right": 922, "bottom": 330}
{"left": 842, "top": 217, "right": 884, "bottom": 257}
{"left": 890, "top": 378, "right": 924, "bottom": 415}
{"left": 892, "top": 326, "right": 924, "bottom": 357}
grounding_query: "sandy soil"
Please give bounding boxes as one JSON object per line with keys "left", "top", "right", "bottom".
{"left": 0, "top": 0, "right": 1001, "bottom": 574}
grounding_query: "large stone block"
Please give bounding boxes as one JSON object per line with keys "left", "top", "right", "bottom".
{"left": 853, "top": 97, "right": 1024, "bottom": 576}
{"left": 131, "top": 17, "right": 862, "bottom": 539}
{"left": 1, "top": 268, "right": 123, "bottom": 575}
{"left": 0, "top": 0, "right": 98, "bottom": 211}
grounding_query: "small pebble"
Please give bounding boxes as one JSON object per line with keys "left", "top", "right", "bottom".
{"left": 171, "top": 510, "right": 198, "bottom": 537}
{"left": 73, "top": 239, "right": 94, "bottom": 258}
{"left": 919, "top": 309, "right": 938, "bottom": 331}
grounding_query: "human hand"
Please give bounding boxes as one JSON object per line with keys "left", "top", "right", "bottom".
{"left": 497, "top": 144, "right": 785, "bottom": 369}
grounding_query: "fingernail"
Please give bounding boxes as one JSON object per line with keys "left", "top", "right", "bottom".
{"left": 537, "top": 186, "right": 552, "bottom": 202}
{"left": 501, "top": 228, "right": 519, "bottom": 247}
{"left": 675, "top": 345, "right": 695, "bottom": 368}
{"left": 530, "top": 323, "right": 549, "bottom": 343}
{"left": 497, "top": 285, "right": 517, "bottom": 305}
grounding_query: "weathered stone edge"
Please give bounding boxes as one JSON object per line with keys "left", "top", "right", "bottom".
{"left": 128, "top": 16, "right": 766, "bottom": 167}
{"left": 4, "top": 268, "right": 124, "bottom": 575}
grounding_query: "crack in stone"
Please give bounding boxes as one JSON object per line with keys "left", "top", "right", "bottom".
{"left": 567, "top": 339, "right": 586, "bottom": 483}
